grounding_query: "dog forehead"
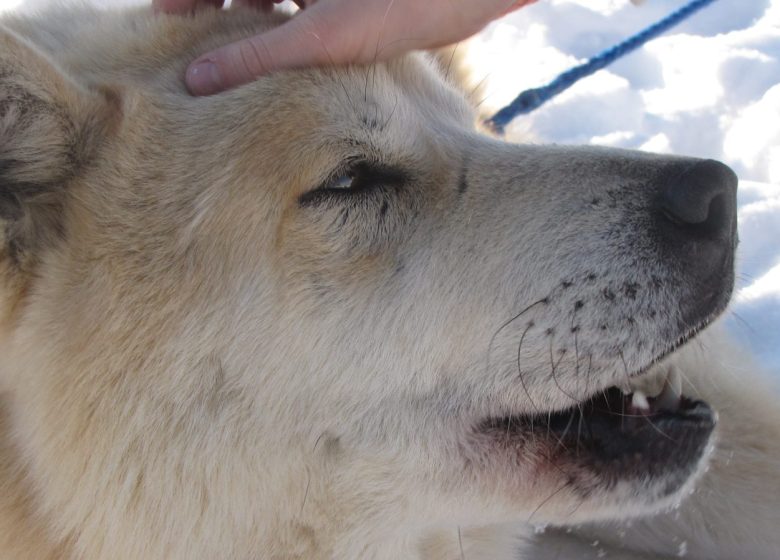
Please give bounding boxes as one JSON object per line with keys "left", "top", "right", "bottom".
{"left": 15, "top": 6, "right": 469, "bottom": 121}
{"left": 17, "top": 6, "right": 473, "bottom": 169}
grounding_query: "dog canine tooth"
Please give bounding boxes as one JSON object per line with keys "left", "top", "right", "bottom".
{"left": 630, "top": 390, "right": 651, "bottom": 412}
{"left": 629, "top": 367, "right": 668, "bottom": 398}
{"left": 655, "top": 366, "right": 683, "bottom": 411}
{"left": 668, "top": 366, "right": 683, "bottom": 399}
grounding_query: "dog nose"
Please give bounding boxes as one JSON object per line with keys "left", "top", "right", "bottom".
{"left": 660, "top": 159, "right": 737, "bottom": 240}
{"left": 654, "top": 159, "right": 738, "bottom": 327}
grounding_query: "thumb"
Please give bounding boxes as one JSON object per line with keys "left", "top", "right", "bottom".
{"left": 186, "top": 9, "right": 341, "bottom": 96}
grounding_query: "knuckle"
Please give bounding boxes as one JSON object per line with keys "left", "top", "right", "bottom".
{"left": 235, "top": 36, "right": 275, "bottom": 78}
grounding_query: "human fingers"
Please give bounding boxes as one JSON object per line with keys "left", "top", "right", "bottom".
{"left": 152, "top": 0, "right": 224, "bottom": 14}
{"left": 230, "top": 0, "right": 279, "bottom": 12}
{"left": 185, "top": 0, "right": 539, "bottom": 95}
{"left": 231, "top": 0, "right": 309, "bottom": 11}
{"left": 186, "top": 1, "right": 356, "bottom": 95}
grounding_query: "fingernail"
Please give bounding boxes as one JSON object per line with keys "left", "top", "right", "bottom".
{"left": 186, "top": 57, "right": 222, "bottom": 96}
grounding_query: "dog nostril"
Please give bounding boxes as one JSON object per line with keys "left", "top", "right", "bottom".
{"left": 703, "top": 193, "right": 731, "bottom": 234}
{"left": 660, "top": 159, "right": 737, "bottom": 238}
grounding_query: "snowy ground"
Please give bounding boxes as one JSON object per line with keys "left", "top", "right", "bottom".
{"left": 1, "top": 0, "right": 778, "bottom": 376}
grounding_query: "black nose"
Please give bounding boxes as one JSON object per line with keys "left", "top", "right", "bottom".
{"left": 655, "top": 158, "right": 738, "bottom": 327}
{"left": 660, "top": 159, "right": 737, "bottom": 240}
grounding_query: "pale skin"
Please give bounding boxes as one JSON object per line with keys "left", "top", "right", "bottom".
{"left": 151, "top": 0, "right": 538, "bottom": 95}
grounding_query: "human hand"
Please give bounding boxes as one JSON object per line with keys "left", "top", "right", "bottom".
{"left": 152, "top": 0, "right": 538, "bottom": 95}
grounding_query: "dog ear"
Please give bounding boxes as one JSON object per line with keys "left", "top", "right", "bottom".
{"left": 0, "top": 26, "right": 113, "bottom": 265}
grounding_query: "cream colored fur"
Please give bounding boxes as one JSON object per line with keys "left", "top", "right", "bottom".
{"left": 0, "top": 4, "right": 777, "bottom": 559}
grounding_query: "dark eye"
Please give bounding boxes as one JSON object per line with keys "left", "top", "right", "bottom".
{"left": 299, "top": 161, "right": 408, "bottom": 206}
{"left": 329, "top": 174, "right": 357, "bottom": 190}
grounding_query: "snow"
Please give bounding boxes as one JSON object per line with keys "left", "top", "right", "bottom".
{"left": 471, "top": 0, "right": 780, "bottom": 376}
{"left": 0, "top": 0, "right": 777, "bottom": 374}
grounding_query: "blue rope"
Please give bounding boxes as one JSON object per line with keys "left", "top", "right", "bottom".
{"left": 487, "top": 0, "right": 719, "bottom": 133}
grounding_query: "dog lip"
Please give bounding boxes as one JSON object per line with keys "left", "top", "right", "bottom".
{"left": 475, "top": 337, "right": 717, "bottom": 479}
{"left": 484, "top": 303, "right": 724, "bottom": 426}
{"left": 492, "top": 387, "right": 713, "bottom": 436}
{"left": 478, "top": 391, "right": 716, "bottom": 488}
{"left": 627, "top": 289, "right": 731, "bottom": 385}
{"left": 558, "top": 396, "right": 716, "bottom": 488}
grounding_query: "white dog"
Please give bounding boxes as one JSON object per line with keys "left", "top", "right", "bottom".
{"left": 0, "top": 4, "right": 777, "bottom": 559}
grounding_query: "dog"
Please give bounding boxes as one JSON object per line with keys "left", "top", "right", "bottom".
{"left": 0, "top": 4, "right": 778, "bottom": 559}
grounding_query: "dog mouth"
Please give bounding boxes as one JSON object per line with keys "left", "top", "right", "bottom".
{"left": 476, "top": 359, "right": 716, "bottom": 502}
{"left": 466, "top": 283, "right": 731, "bottom": 515}
{"left": 504, "top": 364, "right": 714, "bottom": 457}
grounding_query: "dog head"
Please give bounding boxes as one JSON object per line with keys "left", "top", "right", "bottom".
{"left": 0, "top": 6, "right": 735, "bottom": 558}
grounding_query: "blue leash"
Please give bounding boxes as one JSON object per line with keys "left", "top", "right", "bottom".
{"left": 487, "top": 0, "right": 719, "bottom": 133}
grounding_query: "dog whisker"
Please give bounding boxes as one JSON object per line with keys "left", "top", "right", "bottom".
{"left": 729, "top": 310, "right": 755, "bottom": 335}
{"left": 549, "top": 337, "right": 577, "bottom": 404}
{"left": 517, "top": 322, "right": 541, "bottom": 414}
{"left": 527, "top": 481, "right": 570, "bottom": 523}
{"left": 485, "top": 297, "right": 548, "bottom": 376}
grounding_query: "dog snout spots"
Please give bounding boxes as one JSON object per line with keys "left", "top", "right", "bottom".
{"left": 623, "top": 282, "right": 640, "bottom": 300}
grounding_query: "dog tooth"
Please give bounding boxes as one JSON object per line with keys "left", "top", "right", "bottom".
{"left": 631, "top": 390, "right": 650, "bottom": 411}
{"left": 655, "top": 367, "right": 683, "bottom": 411}
{"left": 668, "top": 366, "right": 682, "bottom": 399}
{"left": 630, "top": 368, "right": 667, "bottom": 397}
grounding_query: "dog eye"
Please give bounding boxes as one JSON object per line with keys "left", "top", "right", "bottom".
{"left": 329, "top": 173, "right": 357, "bottom": 190}
{"left": 300, "top": 161, "right": 408, "bottom": 206}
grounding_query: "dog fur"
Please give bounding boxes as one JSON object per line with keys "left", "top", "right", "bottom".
{"left": 0, "top": 5, "right": 778, "bottom": 559}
